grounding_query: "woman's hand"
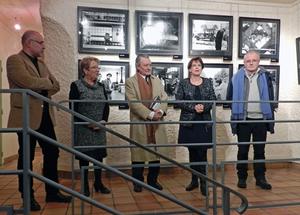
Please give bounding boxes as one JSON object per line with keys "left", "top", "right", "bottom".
{"left": 88, "top": 120, "right": 106, "bottom": 131}
{"left": 194, "top": 104, "right": 204, "bottom": 113}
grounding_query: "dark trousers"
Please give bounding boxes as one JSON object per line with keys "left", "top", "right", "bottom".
{"left": 132, "top": 161, "right": 160, "bottom": 184}
{"left": 79, "top": 157, "right": 103, "bottom": 188}
{"left": 236, "top": 119, "right": 267, "bottom": 180}
{"left": 188, "top": 148, "right": 208, "bottom": 183}
{"left": 17, "top": 107, "right": 59, "bottom": 197}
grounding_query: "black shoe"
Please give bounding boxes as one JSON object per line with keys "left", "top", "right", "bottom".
{"left": 46, "top": 192, "right": 72, "bottom": 203}
{"left": 94, "top": 183, "right": 111, "bottom": 194}
{"left": 83, "top": 188, "right": 90, "bottom": 197}
{"left": 23, "top": 198, "right": 41, "bottom": 211}
{"left": 133, "top": 184, "right": 142, "bottom": 192}
{"left": 256, "top": 179, "right": 272, "bottom": 190}
{"left": 83, "top": 183, "right": 90, "bottom": 197}
{"left": 237, "top": 178, "right": 247, "bottom": 188}
{"left": 148, "top": 182, "right": 163, "bottom": 190}
{"left": 185, "top": 182, "right": 199, "bottom": 191}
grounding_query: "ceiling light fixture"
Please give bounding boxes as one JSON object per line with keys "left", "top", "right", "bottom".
{"left": 14, "top": 17, "right": 21, "bottom": 31}
{"left": 14, "top": 23, "right": 21, "bottom": 31}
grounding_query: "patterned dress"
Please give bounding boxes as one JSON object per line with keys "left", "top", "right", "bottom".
{"left": 69, "top": 79, "right": 109, "bottom": 159}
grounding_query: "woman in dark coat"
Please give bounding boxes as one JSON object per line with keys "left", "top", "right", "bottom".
{"left": 69, "top": 57, "right": 110, "bottom": 196}
{"left": 175, "top": 56, "right": 216, "bottom": 196}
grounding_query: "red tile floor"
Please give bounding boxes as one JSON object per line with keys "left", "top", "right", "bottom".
{"left": 1, "top": 150, "right": 300, "bottom": 215}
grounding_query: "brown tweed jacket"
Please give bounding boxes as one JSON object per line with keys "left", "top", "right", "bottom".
{"left": 6, "top": 51, "right": 60, "bottom": 130}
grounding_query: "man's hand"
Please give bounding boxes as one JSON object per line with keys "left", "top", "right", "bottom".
{"left": 152, "top": 109, "right": 163, "bottom": 121}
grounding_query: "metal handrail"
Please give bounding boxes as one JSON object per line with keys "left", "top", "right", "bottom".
{"left": 0, "top": 89, "right": 248, "bottom": 214}
{"left": 66, "top": 98, "right": 248, "bottom": 214}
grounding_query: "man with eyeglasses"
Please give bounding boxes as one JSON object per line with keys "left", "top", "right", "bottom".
{"left": 227, "top": 50, "right": 275, "bottom": 190}
{"left": 6, "top": 30, "right": 71, "bottom": 211}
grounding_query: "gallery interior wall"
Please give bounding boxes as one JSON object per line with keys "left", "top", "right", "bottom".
{"left": 1, "top": 0, "right": 300, "bottom": 170}
{"left": 0, "top": 3, "right": 42, "bottom": 164}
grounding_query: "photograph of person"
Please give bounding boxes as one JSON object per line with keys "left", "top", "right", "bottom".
{"left": 201, "top": 64, "right": 233, "bottom": 105}
{"left": 98, "top": 63, "right": 127, "bottom": 101}
{"left": 192, "top": 20, "right": 229, "bottom": 51}
{"left": 78, "top": 7, "right": 128, "bottom": 53}
{"left": 152, "top": 63, "right": 183, "bottom": 100}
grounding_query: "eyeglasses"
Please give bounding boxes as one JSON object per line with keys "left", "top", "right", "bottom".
{"left": 89, "top": 66, "right": 100, "bottom": 70}
{"left": 30, "top": 39, "right": 44, "bottom": 45}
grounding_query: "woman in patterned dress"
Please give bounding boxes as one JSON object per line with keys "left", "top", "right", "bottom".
{"left": 69, "top": 57, "right": 110, "bottom": 196}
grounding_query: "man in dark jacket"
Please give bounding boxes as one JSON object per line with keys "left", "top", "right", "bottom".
{"left": 226, "top": 50, "right": 275, "bottom": 190}
{"left": 215, "top": 28, "right": 225, "bottom": 50}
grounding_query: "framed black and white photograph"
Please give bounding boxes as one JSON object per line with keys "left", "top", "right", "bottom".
{"left": 78, "top": 60, "right": 129, "bottom": 107}
{"left": 189, "top": 14, "right": 233, "bottom": 57}
{"left": 201, "top": 64, "right": 233, "bottom": 107}
{"left": 77, "top": 7, "right": 129, "bottom": 54}
{"left": 136, "top": 10, "right": 183, "bottom": 56}
{"left": 296, "top": 37, "right": 300, "bottom": 84}
{"left": 238, "top": 17, "right": 280, "bottom": 60}
{"left": 151, "top": 63, "right": 183, "bottom": 102}
{"left": 238, "top": 64, "right": 280, "bottom": 107}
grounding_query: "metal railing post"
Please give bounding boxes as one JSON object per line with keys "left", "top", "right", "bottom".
{"left": 70, "top": 101, "right": 76, "bottom": 215}
{"left": 80, "top": 167, "right": 86, "bottom": 215}
{"left": 22, "top": 91, "right": 30, "bottom": 215}
{"left": 222, "top": 189, "right": 230, "bottom": 215}
{"left": 212, "top": 101, "right": 218, "bottom": 215}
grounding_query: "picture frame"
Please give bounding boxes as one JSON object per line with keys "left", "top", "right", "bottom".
{"left": 238, "top": 64, "right": 280, "bottom": 108}
{"left": 296, "top": 37, "right": 300, "bottom": 84}
{"left": 238, "top": 17, "right": 280, "bottom": 60}
{"left": 136, "top": 10, "right": 183, "bottom": 56}
{"left": 189, "top": 14, "right": 233, "bottom": 58}
{"left": 151, "top": 63, "right": 184, "bottom": 103}
{"left": 77, "top": 6, "right": 129, "bottom": 54}
{"left": 201, "top": 64, "right": 233, "bottom": 108}
{"left": 78, "top": 60, "right": 129, "bottom": 108}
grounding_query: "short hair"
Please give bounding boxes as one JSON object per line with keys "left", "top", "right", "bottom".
{"left": 187, "top": 56, "right": 204, "bottom": 70}
{"left": 135, "top": 54, "right": 150, "bottom": 68}
{"left": 21, "top": 30, "right": 40, "bottom": 45}
{"left": 80, "top": 57, "right": 100, "bottom": 77}
{"left": 244, "top": 50, "right": 261, "bottom": 61}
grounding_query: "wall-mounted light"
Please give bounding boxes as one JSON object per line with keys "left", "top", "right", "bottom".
{"left": 14, "top": 17, "right": 21, "bottom": 31}
{"left": 14, "top": 23, "right": 21, "bottom": 31}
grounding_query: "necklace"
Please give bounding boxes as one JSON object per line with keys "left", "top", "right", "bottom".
{"left": 190, "top": 76, "right": 203, "bottom": 86}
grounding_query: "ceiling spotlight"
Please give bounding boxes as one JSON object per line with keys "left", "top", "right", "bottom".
{"left": 14, "top": 17, "right": 21, "bottom": 31}
{"left": 14, "top": 23, "right": 21, "bottom": 31}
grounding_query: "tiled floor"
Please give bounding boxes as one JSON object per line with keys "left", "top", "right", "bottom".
{"left": 1, "top": 151, "right": 300, "bottom": 215}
